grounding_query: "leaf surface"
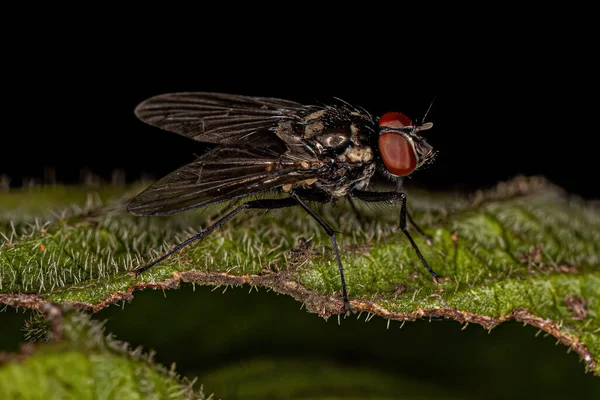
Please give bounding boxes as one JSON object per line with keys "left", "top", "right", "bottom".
{"left": 1, "top": 177, "right": 598, "bottom": 374}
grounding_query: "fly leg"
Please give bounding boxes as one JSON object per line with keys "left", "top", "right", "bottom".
{"left": 406, "top": 211, "right": 434, "bottom": 245}
{"left": 396, "top": 178, "right": 433, "bottom": 244}
{"left": 133, "top": 198, "right": 298, "bottom": 275}
{"left": 347, "top": 192, "right": 430, "bottom": 243}
{"left": 350, "top": 189, "right": 439, "bottom": 282}
{"left": 290, "top": 191, "right": 352, "bottom": 314}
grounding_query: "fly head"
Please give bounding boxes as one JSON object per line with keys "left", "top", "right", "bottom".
{"left": 376, "top": 112, "right": 436, "bottom": 180}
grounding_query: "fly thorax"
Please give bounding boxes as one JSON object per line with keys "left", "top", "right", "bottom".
{"left": 314, "top": 129, "right": 352, "bottom": 152}
{"left": 334, "top": 122, "right": 374, "bottom": 164}
{"left": 313, "top": 124, "right": 373, "bottom": 163}
{"left": 336, "top": 145, "right": 373, "bottom": 164}
{"left": 352, "top": 163, "right": 376, "bottom": 191}
{"left": 303, "top": 110, "right": 327, "bottom": 138}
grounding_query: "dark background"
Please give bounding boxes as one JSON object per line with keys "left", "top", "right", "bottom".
{"left": 2, "top": 28, "right": 598, "bottom": 199}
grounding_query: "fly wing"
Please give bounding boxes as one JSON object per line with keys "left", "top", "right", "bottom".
{"left": 134, "top": 92, "right": 306, "bottom": 145}
{"left": 127, "top": 146, "right": 314, "bottom": 216}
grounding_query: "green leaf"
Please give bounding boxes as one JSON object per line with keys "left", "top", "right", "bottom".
{"left": 1, "top": 177, "right": 599, "bottom": 374}
{"left": 199, "top": 358, "right": 470, "bottom": 400}
{"left": 0, "top": 310, "right": 205, "bottom": 399}
{"left": 96, "top": 284, "right": 600, "bottom": 399}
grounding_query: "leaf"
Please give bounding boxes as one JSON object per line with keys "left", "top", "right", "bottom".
{"left": 0, "top": 310, "right": 205, "bottom": 399}
{"left": 1, "top": 177, "right": 599, "bottom": 374}
{"left": 199, "top": 358, "right": 470, "bottom": 399}
{"left": 97, "top": 283, "right": 600, "bottom": 399}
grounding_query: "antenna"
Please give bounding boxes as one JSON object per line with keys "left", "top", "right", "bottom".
{"left": 420, "top": 96, "right": 436, "bottom": 124}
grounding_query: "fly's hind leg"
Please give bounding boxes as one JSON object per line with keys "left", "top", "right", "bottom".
{"left": 133, "top": 197, "right": 299, "bottom": 276}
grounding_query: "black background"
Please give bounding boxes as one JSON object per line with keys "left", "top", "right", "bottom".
{"left": 2, "top": 25, "right": 597, "bottom": 200}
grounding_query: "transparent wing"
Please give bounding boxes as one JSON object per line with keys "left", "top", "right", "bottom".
{"left": 127, "top": 146, "right": 315, "bottom": 216}
{"left": 134, "top": 92, "right": 306, "bottom": 145}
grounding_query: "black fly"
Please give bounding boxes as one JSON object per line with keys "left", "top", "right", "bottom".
{"left": 128, "top": 93, "right": 439, "bottom": 313}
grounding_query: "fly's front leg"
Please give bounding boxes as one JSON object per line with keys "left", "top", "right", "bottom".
{"left": 394, "top": 178, "right": 433, "bottom": 244}
{"left": 406, "top": 211, "right": 433, "bottom": 245}
{"left": 350, "top": 189, "right": 440, "bottom": 282}
{"left": 347, "top": 192, "right": 428, "bottom": 239}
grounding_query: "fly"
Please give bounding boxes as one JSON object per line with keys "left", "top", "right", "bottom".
{"left": 128, "top": 92, "right": 440, "bottom": 313}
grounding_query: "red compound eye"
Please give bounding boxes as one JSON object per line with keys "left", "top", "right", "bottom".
{"left": 378, "top": 132, "right": 417, "bottom": 176}
{"left": 378, "top": 112, "right": 413, "bottom": 129}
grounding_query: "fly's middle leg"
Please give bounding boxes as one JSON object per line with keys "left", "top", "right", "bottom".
{"left": 291, "top": 191, "right": 352, "bottom": 314}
